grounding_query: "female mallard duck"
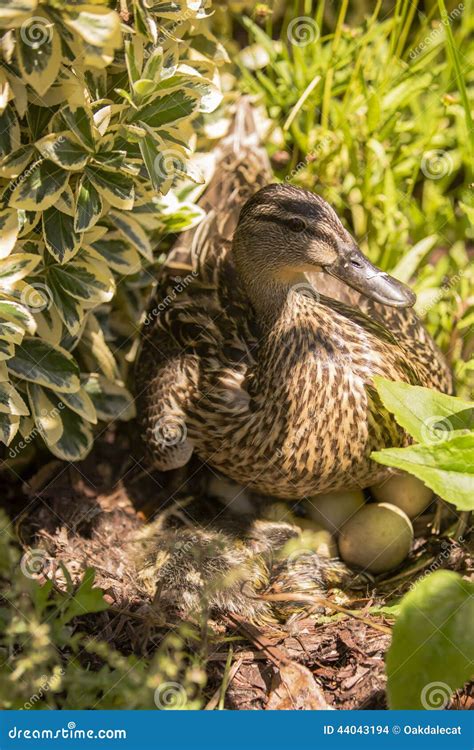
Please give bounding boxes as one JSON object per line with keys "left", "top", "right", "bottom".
{"left": 135, "top": 103, "right": 451, "bottom": 620}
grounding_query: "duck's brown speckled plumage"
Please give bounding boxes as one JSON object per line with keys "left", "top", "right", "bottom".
{"left": 133, "top": 101, "right": 452, "bottom": 622}
{"left": 137, "top": 119, "right": 451, "bottom": 501}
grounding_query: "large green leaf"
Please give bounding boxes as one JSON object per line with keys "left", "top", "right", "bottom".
{"left": 47, "top": 254, "right": 115, "bottom": 306}
{"left": 386, "top": 572, "right": 474, "bottom": 709}
{"left": 0, "top": 105, "right": 20, "bottom": 158}
{"left": 36, "top": 132, "right": 90, "bottom": 171}
{"left": 373, "top": 377, "right": 474, "bottom": 443}
{"left": 42, "top": 207, "right": 82, "bottom": 263}
{"left": 0, "top": 210, "right": 20, "bottom": 259}
{"left": 16, "top": 11, "right": 61, "bottom": 96}
{"left": 372, "top": 434, "right": 474, "bottom": 510}
{"left": 61, "top": 106, "right": 95, "bottom": 150}
{"left": 74, "top": 175, "right": 103, "bottom": 232}
{"left": 7, "top": 337, "right": 80, "bottom": 393}
{"left": 130, "top": 90, "right": 200, "bottom": 127}
{"left": 85, "top": 166, "right": 134, "bottom": 210}
{"left": 82, "top": 374, "right": 135, "bottom": 421}
{"left": 10, "top": 160, "right": 69, "bottom": 211}
{"left": 48, "top": 404, "right": 93, "bottom": 461}
{"left": 109, "top": 210, "right": 152, "bottom": 261}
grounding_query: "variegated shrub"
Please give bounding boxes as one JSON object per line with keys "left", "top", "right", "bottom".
{"left": 0, "top": 0, "right": 224, "bottom": 462}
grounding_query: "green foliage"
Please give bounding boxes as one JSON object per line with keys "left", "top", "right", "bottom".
{"left": 0, "top": 0, "right": 223, "bottom": 461}
{"left": 0, "top": 510, "right": 205, "bottom": 709}
{"left": 372, "top": 378, "right": 474, "bottom": 510}
{"left": 386, "top": 571, "right": 474, "bottom": 709}
{"left": 236, "top": 0, "right": 473, "bottom": 396}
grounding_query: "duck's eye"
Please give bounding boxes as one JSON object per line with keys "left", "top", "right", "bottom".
{"left": 287, "top": 217, "right": 307, "bottom": 233}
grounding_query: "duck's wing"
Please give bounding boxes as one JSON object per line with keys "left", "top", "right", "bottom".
{"left": 136, "top": 100, "right": 271, "bottom": 470}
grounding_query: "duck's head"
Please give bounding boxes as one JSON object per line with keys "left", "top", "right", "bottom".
{"left": 233, "top": 183, "right": 415, "bottom": 309}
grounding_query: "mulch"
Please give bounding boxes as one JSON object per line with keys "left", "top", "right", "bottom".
{"left": 2, "top": 425, "right": 472, "bottom": 710}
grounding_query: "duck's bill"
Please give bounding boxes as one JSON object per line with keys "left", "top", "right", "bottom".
{"left": 326, "top": 250, "right": 416, "bottom": 308}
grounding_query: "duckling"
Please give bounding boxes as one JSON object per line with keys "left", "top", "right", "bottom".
{"left": 135, "top": 101, "right": 451, "bottom": 621}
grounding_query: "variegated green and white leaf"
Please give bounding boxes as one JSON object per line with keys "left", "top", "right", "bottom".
{"left": 0, "top": 320, "right": 25, "bottom": 345}
{"left": 130, "top": 90, "right": 200, "bottom": 128}
{"left": 58, "top": 386, "right": 97, "bottom": 424}
{"left": 64, "top": 5, "right": 121, "bottom": 50}
{"left": 7, "top": 337, "right": 80, "bottom": 392}
{"left": 0, "top": 300, "right": 36, "bottom": 334}
{"left": 48, "top": 255, "right": 115, "bottom": 306}
{"left": 48, "top": 405, "right": 93, "bottom": 461}
{"left": 46, "top": 271, "right": 85, "bottom": 337}
{"left": 82, "top": 374, "right": 136, "bottom": 421}
{"left": 16, "top": 11, "right": 61, "bottom": 96}
{"left": 89, "top": 232, "right": 141, "bottom": 275}
{"left": 10, "top": 159, "right": 69, "bottom": 211}
{"left": 0, "top": 380, "right": 29, "bottom": 416}
{"left": 86, "top": 165, "right": 135, "bottom": 210}
{"left": 0, "top": 253, "right": 41, "bottom": 287}
{"left": 109, "top": 209, "right": 152, "bottom": 261}
{"left": 0, "top": 105, "right": 20, "bottom": 158}
{"left": 34, "top": 304, "right": 63, "bottom": 347}
{"left": 79, "top": 314, "right": 119, "bottom": 380}
{"left": 74, "top": 174, "right": 103, "bottom": 232}
{"left": 42, "top": 207, "right": 82, "bottom": 263}
{"left": 55, "top": 185, "right": 76, "bottom": 216}
{"left": 0, "top": 411, "right": 20, "bottom": 446}
{"left": 61, "top": 105, "right": 95, "bottom": 150}
{"left": 0, "top": 209, "right": 19, "bottom": 260}
{"left": 36, "top": 131, "right": 90, "bottom": 171}
{"left": 27, "top": 382, "right": 63, "bottom": 444}
{"left": 0, "top": 0, "right": 38, "bottom": 25}
{"left": 0, "top": 145, "right": 34, "bottom": 178}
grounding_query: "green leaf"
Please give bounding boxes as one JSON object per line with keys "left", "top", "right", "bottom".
{"left": 0, "top": 253, "right": 41, "bottom": 287}
{"left": 27, "top": 383, "right": 64, "bottom": 444}
{"left": 391, "top": 236, "right": 438, "bottom": 283}
{"left": 74, "top": 175, "right": 103, "bottom": 232}
{"left": 60, "top": 568, "right": 108, "bottom": 624}
{"left": 130, "top": 90, "right": 200, "bottom": 128}
{"left": 36, "top": 132, "right": 89, "bottom": 171}
{"left": 48, "top": 404, "right": 93, "bottom": 461}
{"left": 82, "top": 374, "right": 136, "bottom": 421}
{"left": 372, "top": 434, "right": 474, "bottom": 511}
{"left": 0, "top": 412, "right": 19, "bottom": 446}
{"left": 86, "top": 166, "right": 134, "bottom": 210}
{"left": 0, "top": 210, "right": 19, "bottom": 260}
{"left": 373, "top": 378, "right": 474, "bottom": 443}
{"left": 61, "top": 106, "right": 95, "bottom": 150}
{"left": 0, "top": 105, "right": 20, "bottom": 158}
{"left": 0, "top": 300, "right": 36, "bottom": 335}
{"left": 0, "top": 145, "right": 34, "bottom": 179}
{"left": 48, "top": 255, "right": 115, "bottom": 306}
{"left": 10, "top": 160, "right": 69, "bottom": 211}
{"left": 386, "top": 572, "right": 474, "bottom": 709}
{"left": 42, "top": 207, "right": 82, "bottom": 263}
{"left": 63, "top": 6, "right": 121, "bottom": 50}
{"left": 109, "top": 210, "right": 152, "bottom": 261}
{"left": 7, "top": 337, "right": 80, "bottom": 393}
{"left": 58, "top": 386, "right": 97, "bottom": 424}
{"left": 0, "top": 381, "right": 29, "bottom": 416}
{"left": 89, "top": 233, "right": 140, "bottom": 275}
{"left": 16, "top": 11, "right": 61, "bottom": 96}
